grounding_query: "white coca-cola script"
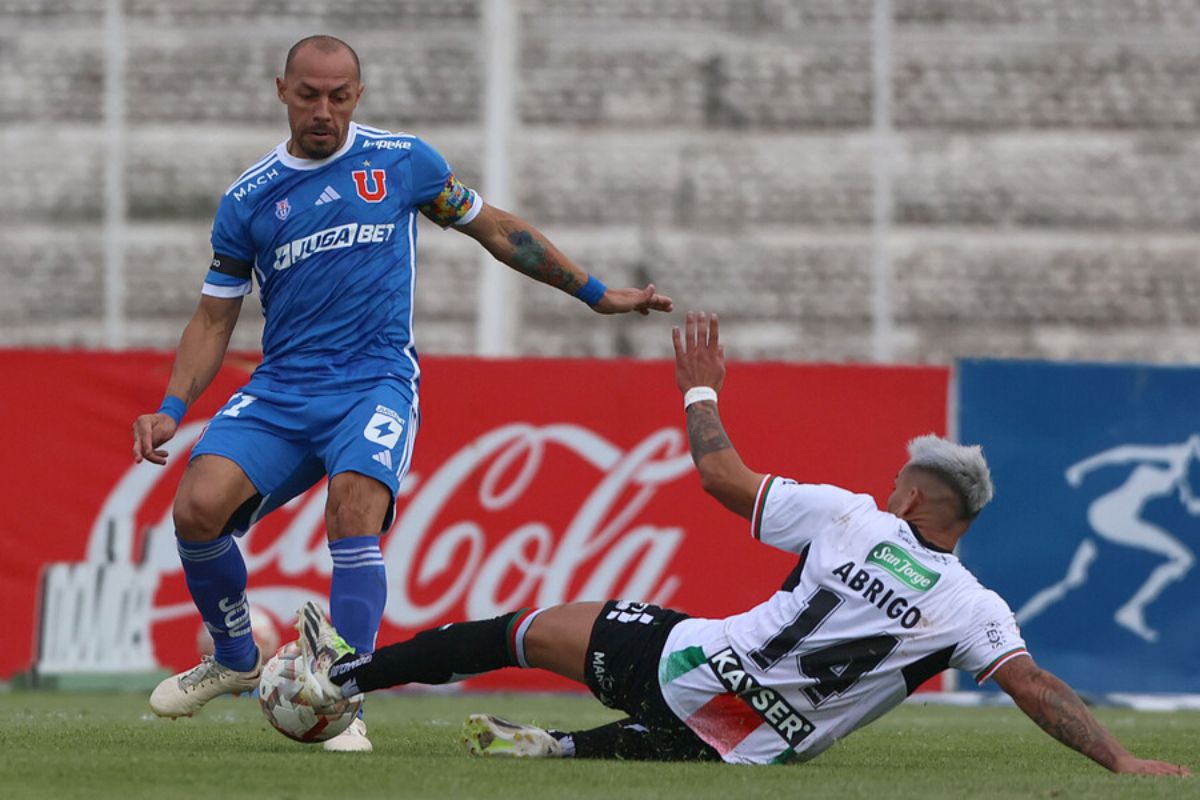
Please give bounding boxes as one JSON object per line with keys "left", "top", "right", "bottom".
{"left": 89, "top": 422, "right": 695, "bottom": 630}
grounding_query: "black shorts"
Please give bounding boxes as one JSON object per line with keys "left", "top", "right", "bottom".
{"left": 583, "top": 600, "right": 719, "bottom": 761}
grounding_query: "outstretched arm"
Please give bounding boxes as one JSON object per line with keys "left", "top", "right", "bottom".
{"left": 448, "top": 203, "right": 672, "bottom": 315}
{"left": 992, "top": 656, "right": 1189, "bottom": 776}
{"left": 672, "top": 311, "right": 765, "bottom": 519}
{"left": 131, "top": 294, "right": 243, "bottom": 466}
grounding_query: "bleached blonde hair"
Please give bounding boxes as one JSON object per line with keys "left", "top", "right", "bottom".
{"left": 905, "top": 434, "right": 994, "bottom": 518}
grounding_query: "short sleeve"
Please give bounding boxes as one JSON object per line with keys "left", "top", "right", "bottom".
{"left": 750, "top": 477, "right": 874, "bottom": 554}
{"left": 409, "top": 138, "right": 482, "bottom": 227}
{"left": 408, "top": 138, "right": 455, "bottom": 206}
{"left": 205, "top": 193, "right": 254, "bottom": 298}
{"left": 949, "top": 590, "right": 1029, "bottom": 685}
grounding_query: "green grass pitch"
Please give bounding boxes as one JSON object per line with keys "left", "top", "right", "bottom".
{"left": 1, "top": 690, "right": 1197, "bottom": 799}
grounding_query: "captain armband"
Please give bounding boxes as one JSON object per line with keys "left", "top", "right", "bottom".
{"left": 420, "top": 174, "right": 482, "bottom": 227}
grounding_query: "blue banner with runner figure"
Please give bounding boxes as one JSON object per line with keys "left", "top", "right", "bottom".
{"left": 957, "top": 359, "right": 1200, "bottom": 694}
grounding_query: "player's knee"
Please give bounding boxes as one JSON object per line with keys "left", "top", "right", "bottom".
{"left": 325, "top": 474, "right": 391, "bottom": 538}
{"left": 172, "top": 490, "right": 230, "bottom": 542}
{"left": 325, "top": 497, "right": 384, "bottom": 539}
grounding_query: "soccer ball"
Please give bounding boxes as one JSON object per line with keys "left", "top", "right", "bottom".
{"left": 258, "top": 642, "right": 362, "bottom": 743}
{"left": 196, "top": 604, "right": 281, "bottom": 659}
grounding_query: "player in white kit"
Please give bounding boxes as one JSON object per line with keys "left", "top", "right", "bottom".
{"left": 294, "top": 313, "right": 1187, "bottom": 775}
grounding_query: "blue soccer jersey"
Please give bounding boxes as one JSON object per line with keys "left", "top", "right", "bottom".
{"left": 204, "top": 122, "right": 481, "bottom": 397}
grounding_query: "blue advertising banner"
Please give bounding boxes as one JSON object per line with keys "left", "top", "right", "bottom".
{"left": 957, "top": 359, "right": 1200, "bottom": 694}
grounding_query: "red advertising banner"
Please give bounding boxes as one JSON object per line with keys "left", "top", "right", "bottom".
{"left": 0, "top": 351, "right": 948, "bottom": 691}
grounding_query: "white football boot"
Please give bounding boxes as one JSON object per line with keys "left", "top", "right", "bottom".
{"left": 149, "top": 650, "right": 262, "bottom": 718}
{"left": 323, "top": 716, "right": 373, "bottom": 753}
{"left": 462, "top": 714, "right": 564, "bottom": 758}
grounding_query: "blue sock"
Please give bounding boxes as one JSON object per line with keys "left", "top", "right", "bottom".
{"left": 177, "top": 535, "right": 259, "bottom": 672}
{"left": 329, "top": 535, "right": 387, "bottom": 654}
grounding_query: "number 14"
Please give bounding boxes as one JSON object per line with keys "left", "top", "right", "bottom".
{"left": 749, "top": 587, "right": 900, "bottom": 707}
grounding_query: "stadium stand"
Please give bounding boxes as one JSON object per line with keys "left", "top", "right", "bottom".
{"left": 1, "top": 0, "right": 1198, "bottom": 364}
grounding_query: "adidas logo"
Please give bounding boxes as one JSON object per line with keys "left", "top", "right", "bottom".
{"left": 315, "top": 185, "right": 341, "bottom": 206}
{"left": 372, "top": 450, "right": 392, "bottom": 469}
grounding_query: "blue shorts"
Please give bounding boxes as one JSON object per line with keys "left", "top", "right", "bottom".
{"left": 190, "top": 382, "right": 418, "bottom": 535}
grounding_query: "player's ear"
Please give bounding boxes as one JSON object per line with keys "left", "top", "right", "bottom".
{"left": 276, "top": 76, "right": 287, "bottom": 103}
{"left": 896, "top": 486, "right": 922, "bottom": 518}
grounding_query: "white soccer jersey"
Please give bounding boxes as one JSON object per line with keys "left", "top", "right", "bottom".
{"left": 657, "top": 477, "right": 1028, "bottom": 765}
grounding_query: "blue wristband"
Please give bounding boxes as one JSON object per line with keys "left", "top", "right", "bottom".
{"left": 157, "top": 396, "right": 187, "bottom": 425}
{"left": 575, "top": 275, "right": 607, "bottom": 306}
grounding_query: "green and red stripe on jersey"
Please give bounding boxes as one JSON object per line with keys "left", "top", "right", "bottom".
{"left": 974, "top": 647, "right": 1030, "bottom": 684}
{"left": 659, "top": 644, "right": 790, "bottom": 762}
{"left": 751, "top": 475, "right": 778, "bottom": 540}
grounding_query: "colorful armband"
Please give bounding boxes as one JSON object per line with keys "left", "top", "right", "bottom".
{"left": 420, "top": 174, "right": 481, "bottom": 227}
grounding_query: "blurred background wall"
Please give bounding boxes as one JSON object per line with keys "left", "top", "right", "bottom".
{"left": 2, "top": 0, "right": 1199, "bottom": 364}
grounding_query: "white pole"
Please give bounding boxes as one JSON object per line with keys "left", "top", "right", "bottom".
{"left": 870, "top": 0, "right": 895, "bottom": 363}
{"left": 102, "top": 0, "right": 127, "bottom": 349}
{"left": 475, "top": 0, "right": 520, "bottom": 356}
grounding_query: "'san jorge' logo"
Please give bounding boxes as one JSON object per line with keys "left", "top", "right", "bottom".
{"left": 867, "top": 542, "right": 941, "bottom": 592}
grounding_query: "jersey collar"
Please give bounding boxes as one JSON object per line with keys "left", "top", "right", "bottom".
{"left": 906, "top": 521, "right": 954, "bottom": 554}
{"left": 275, "top": 122, "right": 359, "bottom": 170}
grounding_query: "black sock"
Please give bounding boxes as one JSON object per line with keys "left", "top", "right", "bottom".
{"left": 569, "top": 719, "right": 721, "bottom": 762}
{"left": 327, "top": 611, "right": 523, "bottom": 694}
{"left": 570, "top": 719, "right": 657, "bottom": 760}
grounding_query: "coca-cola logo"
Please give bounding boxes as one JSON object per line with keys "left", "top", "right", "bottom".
{"left": 90, "top": 422, "right": 694, "bottom": 635}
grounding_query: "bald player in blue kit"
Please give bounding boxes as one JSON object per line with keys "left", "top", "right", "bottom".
{"left": 131, "top": 34, "right": 673, "bottom": 751}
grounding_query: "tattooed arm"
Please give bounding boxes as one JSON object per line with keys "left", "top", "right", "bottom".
{"left": 132, "top": 293, "right": 243, "bottom": 466}
{"left": 673, "top": 311, "right": 765, "bottom": 519}
{"left": 992, "top": 656, "right": 1190, "bottom": 776}
{"left": 685, "top": 402, "right": 764, "bottom": 519}
{"left": 452, "top": 203, "right": 671, "bottom": 315}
